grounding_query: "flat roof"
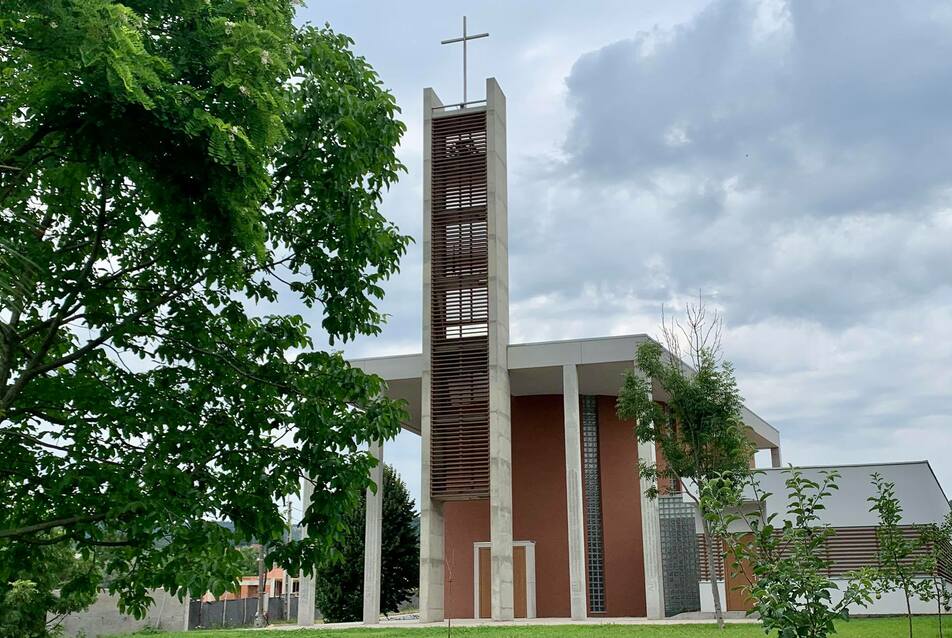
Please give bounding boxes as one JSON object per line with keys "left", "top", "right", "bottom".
{"left": 350, "top": 333, "right": 780, "bottom": 448}
{"left": 755, "top": 461, "right": 950, "bottom": 525}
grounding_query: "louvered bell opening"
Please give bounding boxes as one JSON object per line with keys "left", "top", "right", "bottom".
{"left": 430, "top": 110, "right": 490, "bottom": 500}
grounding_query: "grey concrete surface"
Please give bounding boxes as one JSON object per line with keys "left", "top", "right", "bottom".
{"left": 55, "top": 589, "right": 186, "bottom": 637}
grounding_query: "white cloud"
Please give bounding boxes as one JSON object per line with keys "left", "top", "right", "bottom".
{"left": 300, "top": 0, "right": 952, "bottom": 506}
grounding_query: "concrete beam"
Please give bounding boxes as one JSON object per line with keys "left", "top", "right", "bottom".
{"left": 419, "top": 85, "right": 445, "bottom": 623}
{"left": 562, "top": 364, "right": 587, "bottom": 620}
{"left": 362, "top": 440, "right": 384, "bottom": 624}
{"left": 297, "top": 474, "right": 316, "bottom": 626}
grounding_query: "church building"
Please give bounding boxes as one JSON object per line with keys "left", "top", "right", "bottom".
{"left": 348, "top": 78, "right": 783, "bottom": 622}
{"left": 296, "top": 77, "right": 949, "bottom": 626}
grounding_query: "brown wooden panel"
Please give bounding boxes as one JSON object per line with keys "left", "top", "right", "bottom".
{"left": 724, "top": 535, "right": 755, "bottom": 612}
{"left": 478, "top": 547, "right": 491, "bottom": 619}
{"left": 430, "top": 110, "right": 491, "bottom": 500}
{"left": 699, "top": 525, "right": 942, "bottom": 581}
{"left": 514, "top": 545, "right": 527, "bottom": 618}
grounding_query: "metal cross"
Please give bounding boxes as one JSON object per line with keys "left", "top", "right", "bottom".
{"left": 441, "top": 16, "right": 489, "bottom": 105}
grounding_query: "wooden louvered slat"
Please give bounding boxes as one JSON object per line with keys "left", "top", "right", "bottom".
{"left": 697, "top": 526, "right": 945, "bottom": 580}
{"left": 429, "top": 110, "right": 490, "bottom": 500}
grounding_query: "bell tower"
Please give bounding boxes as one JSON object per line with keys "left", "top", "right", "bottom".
{"left": 420, "top": 78, "right": 512, "bottom": 621}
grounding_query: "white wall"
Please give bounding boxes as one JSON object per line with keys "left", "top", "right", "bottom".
{"left": 698, "top": 580, "right": 727, "bottom": 614}
{"left": 699, "top": 579, "right": 948, "bottom": 616}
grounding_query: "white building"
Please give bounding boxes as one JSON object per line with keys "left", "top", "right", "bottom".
{"left": 697, "top": 461, "right": 951, "bottom": 616}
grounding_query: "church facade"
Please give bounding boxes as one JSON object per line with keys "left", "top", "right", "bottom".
{"left": 349, "top": 79, "right": 783, "bottom": 622}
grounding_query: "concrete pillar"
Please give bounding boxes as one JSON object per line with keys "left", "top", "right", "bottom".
{"left": 182, "top": 593, "right": 190, "bottom": 631}
{"left": 770, "top": 446, "right": 782, "bottom": 468}
{"left": 562, "top": 364, "right": 587, "bottom": 620}
{"left": 638, "top": 438, "right": 666, "bottom": 619}
{"left": 419, "top": 86, "right": 445, "bottom": 623}
{"left": 362, "top": 440, "right": 384, "bottom": 624}
{"left": 486, "top": 77, "right": 514, "bottom": 622}
{"left": 297, "top": 474, "right": 316, "bottom": 626}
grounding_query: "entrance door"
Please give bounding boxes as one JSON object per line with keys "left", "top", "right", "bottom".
{"left": 477, "top": 545, "right": 527, "bottom": 618}
{"left": 724, "top": 534, "right": 755, "bottom": 612}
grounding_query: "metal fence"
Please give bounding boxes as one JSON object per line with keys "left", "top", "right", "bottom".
{"left": 188, "top": 596, "right": 298, "bottom": 629}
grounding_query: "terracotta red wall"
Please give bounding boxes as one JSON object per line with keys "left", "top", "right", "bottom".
{"left": 441, "top": 394, "right": 646, "bottom": 619}
{"left": 443, "top": 499, "right": 489, "bottom": 618}
{"left": 511, "top": 395, "right": 571, "bottom": 618}
{"left": 596, "top": 395, "right": 646, "bottom": 617}
{"left": 443, "top": 394, "right": 571, "bottom": 618}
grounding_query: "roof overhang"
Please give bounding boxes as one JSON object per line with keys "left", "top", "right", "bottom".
{"left": 350, "top": 334, "right": 781, "bottom": 449}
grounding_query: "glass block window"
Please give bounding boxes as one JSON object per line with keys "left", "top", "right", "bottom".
{"left": 659, "top": 495, "right": 702, "bottom": 615}
{"left": 581, "top": 395, "right": 606, "bottom": 613}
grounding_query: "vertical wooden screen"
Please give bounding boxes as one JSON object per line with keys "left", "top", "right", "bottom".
{"left": 429, "top": 109, "right": 490, "bottom": 500}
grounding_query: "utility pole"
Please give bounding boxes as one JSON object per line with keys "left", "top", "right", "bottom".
{"left": 254, "top": 543, "right": 268, "bottom": 627}
{"left": 284, "top": 501, "right": 292, "bottom": 617}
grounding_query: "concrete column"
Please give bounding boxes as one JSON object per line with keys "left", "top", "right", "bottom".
{"left": 638, "top": 438, "right": 666, "bottom": 619}
{"left": 182, "top": 593, "right": 190, "bottom": 631}
{"left": 362, "top": 440, "right": 384, "bottom": 624}
{"left": 486, "top": 77, "right": 514, "bottom": 622}
{"left": 297, "top": 474, "right": 316, "bottom": 626}
{"left": 562, "top": 364, "right": 587, "bottom": 620}
{"left": 770, "top": 446, "right": 782, "bottom": 468}
{"left": 419, "top": 86, "right": 445, "bottom": 623}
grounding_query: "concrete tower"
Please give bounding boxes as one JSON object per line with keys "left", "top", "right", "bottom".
{"left": 420, "top": 79, "right": 512, "bottom": 622}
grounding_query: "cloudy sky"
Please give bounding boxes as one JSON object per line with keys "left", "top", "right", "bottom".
{"left": 297, "top": 0, "right": 952, "bottom": 508}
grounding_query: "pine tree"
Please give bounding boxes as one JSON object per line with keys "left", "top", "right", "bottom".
{"left": 315, "top": 466, "right": 419, "bottom": 623}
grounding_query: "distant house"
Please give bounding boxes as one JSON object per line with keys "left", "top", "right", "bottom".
{"left": 201, "top": 566, "right": 299, "bottom": 602}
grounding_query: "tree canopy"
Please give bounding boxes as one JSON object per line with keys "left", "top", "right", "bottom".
{"left": 0, "top": 0, "right": 409, "bottom": 621}
{"left": 314, "top": 465, "right": 418, "bottom": 623}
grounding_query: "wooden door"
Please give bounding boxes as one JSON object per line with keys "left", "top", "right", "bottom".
{"left": 478, "top": 546, "right": 527, "bottom": 618}
{"left": 513, "top": 545, "right": 527, "bottom": 618}
{"left": 724, "top": 534, "right": 755, "bottom": 612}
{"left": 478, "top": 547, "right": 491, "bottom": 619}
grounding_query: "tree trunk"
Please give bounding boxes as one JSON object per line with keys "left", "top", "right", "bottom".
{"left": 702, "top": 518, "right": 726, "bottom": 629}
{"left": 936, "top": 577, "right": 944, "bottom": 638}
{"left": 904, "top": 585, "right": 912, "bottom": 638}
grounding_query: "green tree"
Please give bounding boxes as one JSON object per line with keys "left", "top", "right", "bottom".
{"left": 918, "top": 512, "right": 952, "bottom": 638}
{"left": 315, "top": 465, "right": 418, "bottom": 623}
{"left": 703, "top": 468, "right": 874, "bottom": 638}
{"left": 0, "top": 541, "right": 100, "bottom": 638}
{"left": 236, "top": 546, "right": 260, "bottom": 577}
{"left": 616, "top": 300, "right": 753, "bottom": 628}
{"left": 0, "top": 0, "right": 409, "bottom": 624}
{"left": 868, "top": 473, "right": 933, "bottom": 638}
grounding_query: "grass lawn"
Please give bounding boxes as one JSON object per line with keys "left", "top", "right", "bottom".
{"left": 150, "top": 616, "right": 947, "bottom": 638}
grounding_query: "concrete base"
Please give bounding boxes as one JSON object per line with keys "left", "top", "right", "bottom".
{"left": 292, "top": 615, "right": 761, "bottom": 631}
